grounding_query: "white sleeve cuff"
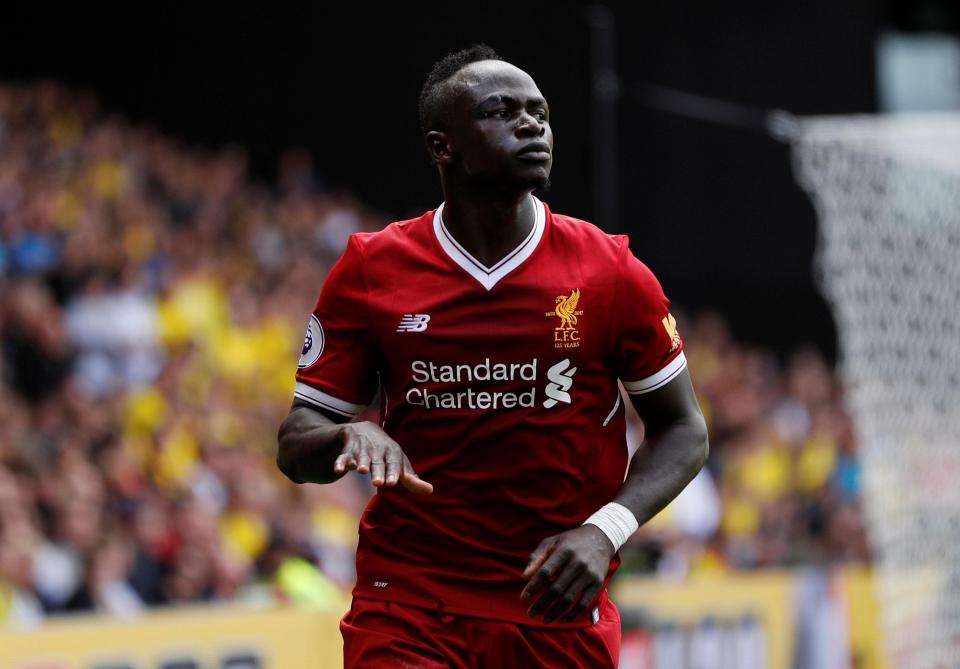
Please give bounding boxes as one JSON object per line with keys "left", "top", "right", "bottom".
{"left": 294, "top": 382, "right": 367, "bottom": 417}
{"left": 621, "top": 352, "right": 687, "bottom": 395}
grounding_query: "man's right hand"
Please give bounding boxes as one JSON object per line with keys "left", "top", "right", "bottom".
{"left": 333, "top": 422, "right": 433, "bottom": 495}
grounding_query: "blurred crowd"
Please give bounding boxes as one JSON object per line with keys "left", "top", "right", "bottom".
{"left": 626, "top": 313, "right": 868, "bottom": 577}
{"left": 0, "top": 83, "right": 868, "bottom": 628}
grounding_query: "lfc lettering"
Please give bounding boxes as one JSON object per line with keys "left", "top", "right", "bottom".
{"left": 553, "top": 328, "right": 580, "bottom": 347}
{"left": 546, "top": 288, "right": 583, "bottom": 349}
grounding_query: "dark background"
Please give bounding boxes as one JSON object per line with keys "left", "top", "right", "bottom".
{"left": 2, "top": 1, "right": 957, "bottom": 360}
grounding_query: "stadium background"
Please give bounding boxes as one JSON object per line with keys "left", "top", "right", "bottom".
{"left": 1, "top": 2, "right": 957, "bottom": 667}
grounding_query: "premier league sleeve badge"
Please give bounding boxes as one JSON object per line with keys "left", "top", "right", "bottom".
{"left": 297, "top": 315, "right": 325, "bottom": 369}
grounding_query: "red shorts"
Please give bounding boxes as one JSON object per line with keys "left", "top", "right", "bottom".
{"left": 340, "top": 595, "right": 621, "bottom": 668}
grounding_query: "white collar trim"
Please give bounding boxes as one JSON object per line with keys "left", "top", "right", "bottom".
{"left": 432, "top": 195, "right": 546, "bottom": 291}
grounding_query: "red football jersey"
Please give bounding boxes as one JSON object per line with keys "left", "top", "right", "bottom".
{"left": 294, "top": 196, "right": 685, "bottom": 627}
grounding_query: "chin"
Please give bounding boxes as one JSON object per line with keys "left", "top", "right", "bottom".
{"left": 532, "top": 177, "right": 552, "bottom": 194}
{"left": 517, "top": 167, "right": 552, "bottom": 192}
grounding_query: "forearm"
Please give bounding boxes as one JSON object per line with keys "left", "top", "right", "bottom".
{"left": 523, "top": 412, "right": 708, "bottom": 624}
{"left": 612, "top": 415, "right": 709, "bottom": 527}
{"left": 276, "top": 406, "right": 348, "bottom": 484}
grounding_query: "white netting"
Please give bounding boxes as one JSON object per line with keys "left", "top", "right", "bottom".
{"left": 792, "top": 113, "right": 960, "bottom": 668}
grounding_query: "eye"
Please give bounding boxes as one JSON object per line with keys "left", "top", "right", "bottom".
{"left": 535, "top": 110, "right": 548, "bottom": 121}
{"left": 482, "top": 108, "right": 511, "bottom": 119}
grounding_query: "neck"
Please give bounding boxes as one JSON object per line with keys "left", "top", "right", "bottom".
{"left": 438, "top": 181, "right": 537, "bottom": 268}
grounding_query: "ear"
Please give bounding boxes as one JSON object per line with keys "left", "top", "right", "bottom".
{"left": 426, "top": 131, "right": 454, "bottom": 166}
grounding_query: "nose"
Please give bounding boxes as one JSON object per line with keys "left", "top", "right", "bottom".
{"left": 515, "top": 111, "right": 545, "bottom": 137}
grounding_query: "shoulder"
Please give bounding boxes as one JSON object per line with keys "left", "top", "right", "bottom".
{"left": 546, "top": 205, "right": 666, "bottom": 296}
{"left": 345, "top": 210, "right": 434, "bottom": 260}
{"left": 545, "top": 206, "right": 628, "bottom": 265}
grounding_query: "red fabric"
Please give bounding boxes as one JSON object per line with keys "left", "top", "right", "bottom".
{"left": 340, "top": 595, "right": 621, "bottom": 669}
{"left": 296, "top": 198, "right": 683, "bottom": 624}
{"left": 608, "top": 236, "right": 684, "bottom": 385}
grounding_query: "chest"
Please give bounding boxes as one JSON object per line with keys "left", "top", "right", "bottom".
{"left": 367, "top": 274, "right": 613, "bottom": 370}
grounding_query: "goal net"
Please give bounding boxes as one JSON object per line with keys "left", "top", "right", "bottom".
{"left": 791, "top": 113, "right": 960, "bottom": 668}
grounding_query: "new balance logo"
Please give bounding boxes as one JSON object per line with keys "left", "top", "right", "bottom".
{"left": 397, "top": 314, "right": 431, "bottom": 332}
{"left": 543, "top": 358, "right": 577, "bottom": 408}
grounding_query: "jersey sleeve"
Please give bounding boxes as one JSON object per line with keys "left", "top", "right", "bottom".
{"left": 294, "top": 235, "right": 379, "bottom": 417}
{"left": 610, "top": 238, "right": 686, "bottom": 395}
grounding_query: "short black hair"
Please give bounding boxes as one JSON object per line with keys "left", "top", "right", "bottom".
{"left": 418, "top": 44, "right": 502, "bottom": 137}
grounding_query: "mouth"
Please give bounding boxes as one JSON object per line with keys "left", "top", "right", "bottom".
{"left": 515, "top": 143, "right": 552, "bottom": 162}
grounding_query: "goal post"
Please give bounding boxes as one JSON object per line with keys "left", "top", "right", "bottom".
{"left": 790, "top": 113, "right": 960, "bottom": 668}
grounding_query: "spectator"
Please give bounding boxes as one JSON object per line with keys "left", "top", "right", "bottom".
{"left": 0, "top": 82, "right": 868, "bottom": 624}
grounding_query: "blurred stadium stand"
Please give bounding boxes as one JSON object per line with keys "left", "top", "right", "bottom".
{"left": 0, "top": 83, "right": 868, "bottom": 628}
{"left": 5, "top": 1, "right": 958, "bottom": 664}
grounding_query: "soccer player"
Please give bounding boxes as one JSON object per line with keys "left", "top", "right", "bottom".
{"left": 277, "top": 45, "right": 709, "bottom": 668}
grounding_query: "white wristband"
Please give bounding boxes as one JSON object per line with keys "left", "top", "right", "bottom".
{"left": 582, "top": 502, "right": 639, "bottom": 552}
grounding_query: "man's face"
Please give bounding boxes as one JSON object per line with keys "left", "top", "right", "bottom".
{"left": 440, "top": 60, "right": 553, "bottom": 190}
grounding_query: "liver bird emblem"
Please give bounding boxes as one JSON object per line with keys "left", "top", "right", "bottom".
{"left": 554, "top": 289, "right": 580, "bottom": 330}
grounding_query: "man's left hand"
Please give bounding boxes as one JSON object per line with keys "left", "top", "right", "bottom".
{"left": 521, "top": 524, "right": 615, "bottom": 624}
